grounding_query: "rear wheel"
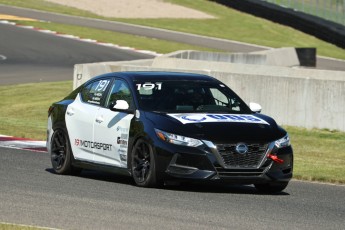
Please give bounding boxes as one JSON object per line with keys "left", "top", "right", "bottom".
{"left": 131, "top": 139, "right": 159, "bottom": 187}
{"left": 50, "top": 129, "right": 80, "bottom": 175}
{"left": 254, "top": 182, "right": 289, "bottom": 194}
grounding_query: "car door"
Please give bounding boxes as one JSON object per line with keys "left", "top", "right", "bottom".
{"left": 66, "top": 78, "right": 112, "bottom": 162}
{"left": 93, "top": 79, "right": 134, "bottom": 168}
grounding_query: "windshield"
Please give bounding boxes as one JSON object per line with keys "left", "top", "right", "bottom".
{"left": 134, "top": 80, "right": 252, "bottom": 114}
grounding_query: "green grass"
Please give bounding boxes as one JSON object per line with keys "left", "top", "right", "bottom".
{"left": 0, "top": 0, "right": 344, "bottom": 59}
{"left": 265, "top": 0, "right": 345, "bottom": 25}
{"left": 0, "top": 82, "right": 344, "bottom": 184}
{"left": 0, "top": 81, "right": 72, "bottom": 140}
{"left": 0, "top": 223, "right": 50, "bottom": 230}
{"left": 286, "top": 126, "right": 345, "bottom": 184}
{"left": 14, "top": 21, "right": 219, "bottom": 54}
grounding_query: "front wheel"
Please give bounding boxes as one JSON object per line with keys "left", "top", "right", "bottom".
{"left": 254, "top": 182, "right": 289, "bottom": 194}
{"left": 50, "top": 128, "right": 80, "bottom": 175}
{"left": 131, "top": 139, "right": 160, "bottom": 187}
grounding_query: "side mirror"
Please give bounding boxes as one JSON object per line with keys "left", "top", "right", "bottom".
{"left": 109, "top": 100, "right": 130, "bottom": 112}
{"left": 249, "top": 102, "right": 262, "bottom": 113}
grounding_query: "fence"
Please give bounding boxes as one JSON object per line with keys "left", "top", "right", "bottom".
{"left": 261, "top": 0, "right": 345, "bottom": 25}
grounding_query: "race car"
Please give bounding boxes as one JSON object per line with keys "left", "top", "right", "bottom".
{"left": 47, "top": 71, "right": 293, "bottom": 193}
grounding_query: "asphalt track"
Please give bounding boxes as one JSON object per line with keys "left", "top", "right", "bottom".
{"left": 0, "top": 147, "right": 344, "bottom": 230}
{"left": 1, "top": 4, "right": 345, "bottom": 71}
{"left": 0, "top": 22, "right": 151, "bottom": 85}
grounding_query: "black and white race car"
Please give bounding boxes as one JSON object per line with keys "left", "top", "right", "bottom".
{"left": 47, "top": 71, "right": 293, "bottom": 193}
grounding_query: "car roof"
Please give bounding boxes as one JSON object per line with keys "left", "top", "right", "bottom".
{"left": 92, "top": 71, "right": 217, "bottom": 82}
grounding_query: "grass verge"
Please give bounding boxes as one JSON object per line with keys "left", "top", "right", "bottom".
{"left": 0, "top": 223, "right": 51, "bottom": 230}
{"left": 0, "top": 0, "right": 344, "bottom": 59}
{"left": 13, "top": 20, "right": 219, "bottom": 54}
{"left": 287, "top": 126, "right": 345, "bottom": 184}
{"left": 0, "top": 81, "right": 72, "bottom": 140}
{"left": 0, "top": 81, "right": 344, "bottom": 184}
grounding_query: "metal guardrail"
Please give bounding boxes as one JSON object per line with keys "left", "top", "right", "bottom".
{"left": 260, "top": 0, "right": 345, "bottom": 25}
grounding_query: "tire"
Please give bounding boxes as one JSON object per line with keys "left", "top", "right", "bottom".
{"left": 50, "top": 128, "right": 80, "bottom": 175}
{"left": 254, "top": 182, "right": 289, "bottom": 194}
{"left": 131, "top": 139, "right": 160, "bottom": 187}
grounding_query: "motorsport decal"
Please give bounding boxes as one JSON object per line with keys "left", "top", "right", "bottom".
{"left": 75, "top": 139, "right": 112, "bottom": 151}
{"left": 167, "top": 114, "right": 270, "bottom": 125}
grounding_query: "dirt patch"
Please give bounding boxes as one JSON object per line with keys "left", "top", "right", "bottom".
{"left": 45, "top": 0, "right": 215, "bottom": 19}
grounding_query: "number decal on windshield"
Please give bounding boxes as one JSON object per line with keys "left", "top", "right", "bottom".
{"left": 136, "top": 83, "right": 162, "bottom": 91}
{"left": 95, "top": 80, "right": 110, "bottom": 92}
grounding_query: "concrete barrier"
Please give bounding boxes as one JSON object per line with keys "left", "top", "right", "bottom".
{"left": 162, "top": 48, "right": 300, "bottom": 67}
{"left": 210, "top": 71, "right": 345, "bottom": 131}
{"left": 73, "top": 50, "right": 345, "bottom": 131}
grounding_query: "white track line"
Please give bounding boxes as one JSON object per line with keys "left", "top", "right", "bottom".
{"left": 0, "top": 20, "right": 161, "bottom": 56}
{"left": 0, "top": 54, "right": 7, "bottom": 60}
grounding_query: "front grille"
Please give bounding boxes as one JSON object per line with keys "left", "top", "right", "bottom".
{"left": 216, "top": 143, "right": 268, "bottom": 168}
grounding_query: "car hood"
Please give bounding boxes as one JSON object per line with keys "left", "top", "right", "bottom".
{"left": 143, "top": 111, "right": 286, "bottom": 143}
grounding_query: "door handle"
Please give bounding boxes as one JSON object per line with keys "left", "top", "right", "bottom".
{"left": 95, "top": 117, "right": 104, "bottom": 123}
{"left": 66, "top": 110, "right": 74, "bottom": 116}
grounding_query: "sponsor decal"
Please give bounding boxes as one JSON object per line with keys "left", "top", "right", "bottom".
{"left": 116, "top": 126, "right": 129, "bottom": 133}
{"left": 75, "top": 139, "right": 112, "bottom": 151}
{"left": 116, "top": 137, "right": 128, "bottom": 146}
{"left": 181, "top": 115, "right": 206, "bottom": 122}
{"left": 118, "top": 149, "right": 127, "bottom": 162}
{"left": 91, "top": 96, "right": 101, "bottom": 101}
{"left": 87, "top": 100, "right": 100, "bottom": 105}
{"left": 168, "top": 113, "right": 269, "bottom": 125}
{"left": 117, "top": 133, "right": 129, "bottom": 149}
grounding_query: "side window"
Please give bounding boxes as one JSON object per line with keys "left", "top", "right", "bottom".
{"left": 106, "top": 80, "right": 133, "bottom": 108}
{"left": 210, "top": 88, "right": 241, "bottom": 111}
{"left": 80, "top": 79, "right": 111, "bottom": 105}
{"left": 210, "top": 88, "right": 229, "bottom": 106}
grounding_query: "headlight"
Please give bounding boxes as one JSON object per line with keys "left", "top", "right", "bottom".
{"left": 155, "top": 129, "right": 203, "bottom": 147}
{"left": 275, "top": 134, "right": 290, "bottom": 148}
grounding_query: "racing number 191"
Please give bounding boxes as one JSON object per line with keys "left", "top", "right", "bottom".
{"left": 136, "top": 83, "right": 162, "bottom": 91}
{"left": 95, "top": 80, "right": 110, "bottom": 92}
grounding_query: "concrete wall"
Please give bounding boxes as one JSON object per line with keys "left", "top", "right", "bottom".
{"left": 210, "top": 71, "right": 345, "bottom": 131}
{"left": 73, "top": 51, "right": 345, "bottom": 132}
{"left": 162, "top": 48, "right": 300, "bottom": 67}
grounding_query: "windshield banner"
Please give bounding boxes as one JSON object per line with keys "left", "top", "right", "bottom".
{"left": 167, "top": 114, "right": 269, "bottom": 125}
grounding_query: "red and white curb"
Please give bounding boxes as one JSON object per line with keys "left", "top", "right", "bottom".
{"left": 0, "top": 135, "right": 47, "bottom": 152}
{"left": 0, "top": 20, "right": 162, "bottom": 57}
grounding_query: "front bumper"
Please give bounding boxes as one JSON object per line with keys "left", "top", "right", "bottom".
{"left": 155, "top": 140, "right": 293, "bottom": 184}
